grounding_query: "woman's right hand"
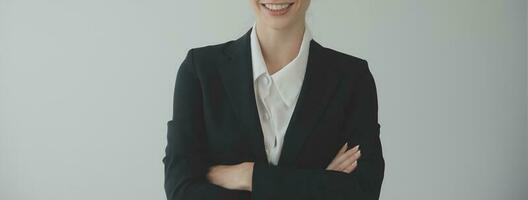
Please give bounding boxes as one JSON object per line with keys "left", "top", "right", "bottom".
{"left": 326, "top": 143, "right": 361, "bottom": 173}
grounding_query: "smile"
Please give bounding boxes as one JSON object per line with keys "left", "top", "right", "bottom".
{"left": 260, "top": 2, "right": 294, "bottom": 16}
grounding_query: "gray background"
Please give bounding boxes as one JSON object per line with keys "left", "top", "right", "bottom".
{"left": 1, "top": 0, "right": 526, "bottom": 199}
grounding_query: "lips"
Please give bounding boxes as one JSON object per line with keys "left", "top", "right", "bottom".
{"left": 260, "top": 2, "right": 294, "bottom": 16}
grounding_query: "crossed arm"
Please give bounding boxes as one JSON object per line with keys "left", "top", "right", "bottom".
{"left": 163, "top": 49, "right": 385, "bottom": 200}
{"left": 206, "top": 142, "right": 361, "bottom": 191}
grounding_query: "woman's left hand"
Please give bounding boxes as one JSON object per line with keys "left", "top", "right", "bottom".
{"left": 206, "top": 162, "right": 254, "bottom": 191}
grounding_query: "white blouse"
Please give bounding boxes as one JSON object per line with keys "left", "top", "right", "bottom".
{"left": 250, "top": 22, "right": 313, "bottom": 165}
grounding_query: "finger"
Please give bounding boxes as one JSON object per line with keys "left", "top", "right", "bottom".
{"left": 343, "top": 160, "right": 358, "bottom": 173}
{"left": 333, "top": 145, "right": 360, "bottom": 167}
{"left": 326, "top": 158, "right": 339, "bottom": 170}
{"left": 327, "top": 144, "right": 360, "bottom": 170}
{"left": 336, "top": 149, "right": 361, "bottom": 171}
{"left": 327, "top": 143, "right": 349, "bottom": 170}
{"left": 337, "top": 142, "right": 348, "bottom": 156}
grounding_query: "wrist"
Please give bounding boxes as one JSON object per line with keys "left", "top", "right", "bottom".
{"left": 239, "top": 162, "right": 254, "bottom": 191}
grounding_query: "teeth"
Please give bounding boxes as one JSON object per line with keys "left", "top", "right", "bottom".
{"left": 263, "top": 3, "right": 291, "bottom": 11}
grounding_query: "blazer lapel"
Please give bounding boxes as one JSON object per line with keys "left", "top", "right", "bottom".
{"left": 219, "top": 28, "right": 269, "bottom": 164}
{"left": 219, "top": 27, "right": 342, "bottom": 167}
{"left": 277, "top": 36, "right": 341, "bottom": 166}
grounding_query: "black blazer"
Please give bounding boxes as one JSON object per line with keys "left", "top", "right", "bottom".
{"left": 163, "top": 27, "right": 385, "bottom": 200}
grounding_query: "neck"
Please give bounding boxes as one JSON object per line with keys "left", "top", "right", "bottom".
{"left": 255, "top": 20, "right": 306, "bottom": 75}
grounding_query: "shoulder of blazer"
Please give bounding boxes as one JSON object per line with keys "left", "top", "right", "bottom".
{"left": 316, "top": 42, "right": 372, "bottom": 82}
{"left": 189, "top": 41, "right": 233, "bottom": 61}
{"left": 178, "top": 41, "right": 237, "bottom": 83}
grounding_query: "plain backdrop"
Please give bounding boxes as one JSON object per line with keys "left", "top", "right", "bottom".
{"left": 1, "top": 0, "right": 527, "bottom": 200}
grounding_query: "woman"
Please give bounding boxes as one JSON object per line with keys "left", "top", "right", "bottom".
{"left": 163, "top": 0, "right": 385, "bottom": 199}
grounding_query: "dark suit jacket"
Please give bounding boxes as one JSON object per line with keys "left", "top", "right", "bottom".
{"left": 163, "top": 27, "right": 385, "bottom": 200}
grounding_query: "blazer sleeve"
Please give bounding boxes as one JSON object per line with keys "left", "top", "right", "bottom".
{"left": 250, "top": 60, "right": 385, "bottom": 200}
{"left": 163, "top": 49, "right": 248, "bottom": 200}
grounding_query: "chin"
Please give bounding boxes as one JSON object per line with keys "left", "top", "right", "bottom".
{"left": 262, "top": 20, "right": 291, "bottom": 30}
{"left": 254, "top": 1, "right": 305, "bottom": 30}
